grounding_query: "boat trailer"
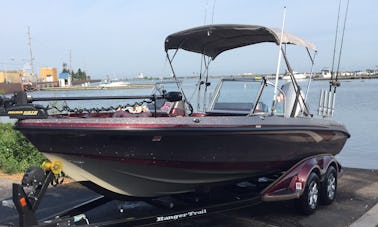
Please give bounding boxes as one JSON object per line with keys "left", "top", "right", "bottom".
{"left": 10, "top": 154, "right": 342, "bottom": 227}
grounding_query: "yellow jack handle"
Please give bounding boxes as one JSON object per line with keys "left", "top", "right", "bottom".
{"left": 42, "top": 160, "right": 63, "bottom": 175}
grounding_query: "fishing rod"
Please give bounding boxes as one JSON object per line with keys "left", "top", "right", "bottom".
{"left": 334, "top": 0, "right": 350, "bottom": 92}
{"left": 330, "top": 0, "right": 342, "bottom": 85}
{"left": 197, "top": 0, "right": 216, "bottom": 112}
{"left": 330, "top": 0, "right": 350, "bottom": 93}
{"left": 319, "top": 0, "right": 350, "bottom": 118}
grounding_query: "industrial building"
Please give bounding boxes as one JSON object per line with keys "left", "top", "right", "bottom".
{"left": 0, "top": 70, "right": 24, "bottom": 83}
{"left": 39, "top": 67, "right": 58, "bottom": 82}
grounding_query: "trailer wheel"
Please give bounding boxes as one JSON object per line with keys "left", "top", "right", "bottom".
{"left": 320, "top": 166, "right": 337, "bottom": 205}
{"left": 296, "top": 172, "right": 320, "bottom": 215}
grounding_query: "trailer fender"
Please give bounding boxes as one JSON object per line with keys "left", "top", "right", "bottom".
{"left": 261, "top": 154, "right": 341, "bottom": 202}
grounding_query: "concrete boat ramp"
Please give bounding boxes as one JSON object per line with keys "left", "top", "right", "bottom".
{"left": 0, "top": 168, "right": 377, "bottom": 227}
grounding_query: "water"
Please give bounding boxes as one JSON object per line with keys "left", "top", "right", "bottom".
{"left": 1, "top": 78, "right": 377, "bottom": 170}
{"left": 317, "top": 79, "right": 378, "bottom": 170}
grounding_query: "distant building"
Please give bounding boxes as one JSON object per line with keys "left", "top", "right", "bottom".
{"left": 0, "top": 70, "right": 24, "bottom": 83}
{"left": 40, "top": 67, "right": 58, "bottom": 82}
{"left": 58, "top": 72, "right": 72, "bottom": 87}
{"left": 137, "top": 73, "right": 144, "bottom": 79}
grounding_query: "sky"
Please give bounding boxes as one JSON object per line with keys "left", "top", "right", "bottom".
{"left": 0, "top": 0, "right": 377, "bottom": 79}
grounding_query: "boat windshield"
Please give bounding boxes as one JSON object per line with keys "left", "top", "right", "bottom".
{"left": 207, "top": 79, "right": 285, "bottom": 116}
{"left": 152, "top": 80, "right": 182, "bottom": 95}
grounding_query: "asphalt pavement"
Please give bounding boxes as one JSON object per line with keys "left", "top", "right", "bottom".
{"left": 0, "top": 168, "right": 377, "bottom": 227}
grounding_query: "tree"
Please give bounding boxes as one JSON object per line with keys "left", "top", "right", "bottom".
{"left": 72, "top": 68, "right": 87, "bottom": 81}
{"left": 61, "top": 63, "right": 88, "bottom": 80}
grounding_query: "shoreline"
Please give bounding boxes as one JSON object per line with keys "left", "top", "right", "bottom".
{"left": 2, "top": 75, "right": 377, "bottom": 94}
{"left": 34, "top": 76, "right": 378, "bottom": 91}
{"left": 39, "top": 83, "right": 154, "bottom": 91}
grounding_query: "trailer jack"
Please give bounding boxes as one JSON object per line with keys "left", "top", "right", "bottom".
{"left": 12, "top": 161, "right": 66, "bottom": 227}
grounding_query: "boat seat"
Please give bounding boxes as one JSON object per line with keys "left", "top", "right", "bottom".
{"left": 113, "top": 101, "right": 186, "bottom": 118}
{"left": 168, "top": 101, "right": 186, "bottom": 117}
{"left": 255, "top": 102, "right": 269, "bottom": 113}
{"left": 212, "top": 102, "right": 253, "bottom": 112}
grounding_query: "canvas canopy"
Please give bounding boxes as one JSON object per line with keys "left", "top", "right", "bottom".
{"left": 164, "top": 24, "right": 317, "bottom": 59}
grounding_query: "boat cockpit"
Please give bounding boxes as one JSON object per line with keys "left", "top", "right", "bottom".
{"left": 206, "top": 78, "right": 286, "bottom": 116}
{"left": 114, "top": 77, "right": 303, "bottom": 118}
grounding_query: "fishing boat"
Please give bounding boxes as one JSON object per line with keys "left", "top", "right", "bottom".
{"left": 0, "top": 24, "right": 349, "bottom": 198}
{"left": 97, "top": 79, "right": 130, "bottom": 88}
{"left": 282, "top": 71, "right": 307, "bottom": 80}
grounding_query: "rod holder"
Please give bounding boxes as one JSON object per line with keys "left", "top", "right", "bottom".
{"left": 318, "top": 89, "right": 336, "bottom": 117}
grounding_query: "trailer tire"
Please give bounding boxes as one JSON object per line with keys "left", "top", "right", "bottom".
{"left": 320, "top": 166, "right": 337, "bottom": 205}
{"left": 296, "top": 172, "right": 320, "bottom": 215}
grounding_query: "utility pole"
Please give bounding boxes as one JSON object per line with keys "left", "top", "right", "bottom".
{"left": 69, "top": 49, "right": 72, "bottom": 74}
{"left": 27, "top": 26, "right": 36, "bottom": 81}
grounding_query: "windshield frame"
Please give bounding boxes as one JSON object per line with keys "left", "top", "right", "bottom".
{"left": 207, "top": 78, "right": 286, "bottom": 116}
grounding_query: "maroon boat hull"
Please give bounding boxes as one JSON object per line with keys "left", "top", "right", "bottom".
{"left": 15, "top": 116, "right": 350, "bottom": 197}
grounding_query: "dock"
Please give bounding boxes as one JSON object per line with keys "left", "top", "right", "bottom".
{"left": 0, "top": 167, "right": 377, "bottom": 226}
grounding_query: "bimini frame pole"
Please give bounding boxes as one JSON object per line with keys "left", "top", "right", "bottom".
{"left": 166, "top": 51, "right": 185, "bottom": 97}
{"left": 166, "top": 52, "right": 177, "bottom": 77}
{"left": 304, "top": 47, "right": 317, "bottom": 102}
{"left": 281, "top": 47, "right": 310, "bottom": 117}
{"left": 196, "top": 54, "right": 205, "bottom": 111}
{"left": 165, "top": 50, "right": 194, "bottom": 114}
{"left": 195, "top": 54, "right": 212, "bottom": 112}
{"left": 272, "top": 6, "right": 286, "bottom": 115}
{"left": 202, "top": 56, "right": 212, "bottom": 111}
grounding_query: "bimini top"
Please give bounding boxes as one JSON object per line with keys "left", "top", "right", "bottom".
{"left": 164, "top": 24, "right": 317, "bottom": 59}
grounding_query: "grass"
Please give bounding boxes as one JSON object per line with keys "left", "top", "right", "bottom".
{"left": 0, "top": 123, "right": 45, "bottom": 174}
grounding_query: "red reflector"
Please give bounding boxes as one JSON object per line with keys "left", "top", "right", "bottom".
{"left": 20, "top": 197, "right": 27, "bottom": 207}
